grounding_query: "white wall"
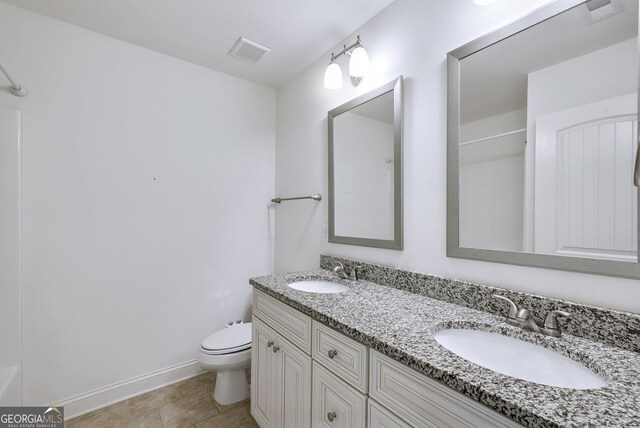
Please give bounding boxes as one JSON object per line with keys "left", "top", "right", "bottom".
{"left": 0, "top": 3, "right": 275, "bottom": 409}
{"left": 0, "top": 108, "right": 22, "bottom": 405}
{"left": 527, "top": 38, "right": 637, "bottom": 123}
{"left": 334, "top": 112, "right": 394, "bottom": 239}
{"left": 274, "top": 0, "right": 640, "bottom": 314}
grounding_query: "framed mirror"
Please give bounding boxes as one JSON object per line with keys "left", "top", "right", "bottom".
{"left": 448, "top": 0, "right": 640, "bottom": 278}
{"left": 329, "top": 76, "right": 403, "bottom": 249}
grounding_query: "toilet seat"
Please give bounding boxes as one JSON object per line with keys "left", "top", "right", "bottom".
{"left": 201, "top": 322, "right": 252, "bottom": 355}
{"left": 197, "top": 321, "right": 252, "bottom": 405}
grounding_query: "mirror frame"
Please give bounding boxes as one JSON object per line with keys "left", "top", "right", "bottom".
{"left": 329, "top": 76, "right": 404, "bottom": 250}
{"left": 447, "top": 0, "right": 640, "bottom": 279}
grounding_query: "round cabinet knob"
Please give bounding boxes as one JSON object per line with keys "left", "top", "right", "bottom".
{"left": 272, "top": 346, "right": 280, "bottom": 353}
{"left": 327, "top": 411, "right": 337, "bottom": 422}
{"left": 266, "top": 341, "right": 274, "bottom": 348}
{"left": 328, "top": 349, "right": 338, "bottom": 359}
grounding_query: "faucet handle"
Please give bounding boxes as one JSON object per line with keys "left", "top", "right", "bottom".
{"left": 493, "top": 295, "right": 518, "bottom": 319}
{"left": 351, "top": 266, "right": 364, "bottom": 281}
{"left": 543, "top": 310, "right": 571, "bottom": 330}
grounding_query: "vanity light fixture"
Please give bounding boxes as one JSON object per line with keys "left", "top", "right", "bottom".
{"left": 323, "top": 35, "right": 370, "bottom": 89}
{"left": 324, "top": 59, "right": 343, "bottom": 89}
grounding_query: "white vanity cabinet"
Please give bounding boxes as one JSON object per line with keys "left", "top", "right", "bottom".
{"left": 251, "top": 291, "right": 312, "bottom": 428}
{"left": 369, "top": 351, "right": 521, "bottom": 428}
{"left": 251, "top": 290, "right": 523, "bottom": 428}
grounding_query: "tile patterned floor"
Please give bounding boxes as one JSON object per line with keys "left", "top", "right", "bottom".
{"left": 65, "top": 373, "right": 259, "bottom": 428}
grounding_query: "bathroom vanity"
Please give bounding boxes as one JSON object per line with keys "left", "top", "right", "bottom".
{"left": 249, "top": 256, "right": 640, "bottom": 428}
{"left": 250, "top": 289, "right": 517, "bottom": 427}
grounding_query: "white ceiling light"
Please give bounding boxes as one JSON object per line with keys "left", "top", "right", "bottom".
{"left": 349, "top": 45, "right": 370, "bottom": 78}
{"left": 323, "top": 35, "right": 370, "bottom": 89}
{"left": 323, "top": 60, "right": 343, "bottom": 89}
{"left": 473, "top": 0, "right": 499, "bottom": 5}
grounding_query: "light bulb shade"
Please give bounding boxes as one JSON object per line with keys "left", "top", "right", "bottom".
{"left": 324, "top": 61, "right": 343, "bottom": 89}
{"left": 349, "top": 46, "right": 370, "bottom": 78}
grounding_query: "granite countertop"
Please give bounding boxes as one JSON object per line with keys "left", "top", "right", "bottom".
{"left": 250, "top": 270, "right": 640, "bottom": 428}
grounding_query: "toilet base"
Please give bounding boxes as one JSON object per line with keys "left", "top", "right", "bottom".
{"left": 213, "top": 369, "right": 249, "bottom": 405}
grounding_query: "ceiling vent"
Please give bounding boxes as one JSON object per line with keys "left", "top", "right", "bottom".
{"left": 228, "top": 37, "right": 271, "bottom": 63}
{"left": 583, "top": 0, "right": 623, "bottom": 23}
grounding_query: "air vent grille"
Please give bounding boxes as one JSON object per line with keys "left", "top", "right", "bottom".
{"left": 583, "top": 0, "right": 623, "bottom": 23}
{"left": 229, "top": 37, "right": 271, "bottom": 63}
{"left": 585, "top": 0, "right": 611, "bottom": 11}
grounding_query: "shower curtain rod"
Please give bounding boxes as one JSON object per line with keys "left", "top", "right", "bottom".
{"left": 0, "top": 62, "right": 27, "bottom": 97}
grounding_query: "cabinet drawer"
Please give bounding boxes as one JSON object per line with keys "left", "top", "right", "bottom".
{"left": 368, "top": 400, "right": 411, "bottom": 428}
{"left": 312, "top": 362, "right": 367, "bottom": 428}
{"left": 254, "top": 289, "right": 312, "bottom": 353}
{"left": 369, "top": 351, "right": 522, "bottom": 428}
{"left": 312, "top": 321, "right": 368, "bottom": 393}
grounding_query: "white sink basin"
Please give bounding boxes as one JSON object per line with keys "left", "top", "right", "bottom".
{"left": 433, "top": 329, "right": 608, "bottom": 390}
{"left": 287, "top": 280, "right": 349, "bottom": 294}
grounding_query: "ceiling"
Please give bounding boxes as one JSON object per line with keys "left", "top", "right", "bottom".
{"left": 0, "top": 0, "right": 395, "bottom": 88}
{"left": 461, "top": 0, "right": 638, "bottom": 123}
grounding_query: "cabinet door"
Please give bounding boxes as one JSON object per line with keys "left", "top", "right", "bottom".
{"left": 312, "top": 362, "right": 367, "bottom": 428}
{"left": 368, "top": 400, "right": 411, "bottom": 428}
{"left": 275, "top": 334, "right": 312, "bottom": 428}
{"left": 370, "top": 350, "right": 521, "bottom": 428}
{"left": 251, "top": 317, "right": 278, "bottom": 428}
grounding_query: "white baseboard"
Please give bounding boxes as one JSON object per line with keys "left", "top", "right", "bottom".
{"left": 56, "top": 360, "right": 205, "bottom": 419}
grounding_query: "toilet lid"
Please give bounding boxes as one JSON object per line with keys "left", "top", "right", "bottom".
{"left": 201, "top": 322, "right": 252, "bottom": 354}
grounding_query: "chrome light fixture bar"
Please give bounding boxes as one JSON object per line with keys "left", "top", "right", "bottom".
{"left": 323, "top": 35, "right": 370, "bottom": 89}
{"left": 0, "top": 62, "right": 27, "bottom": 97}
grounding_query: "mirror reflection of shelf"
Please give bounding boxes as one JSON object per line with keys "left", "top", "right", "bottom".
{"left": 460, "top": 128, "right": 526, "bottom": 146}
{"left": 460, "top": 128, "right": 526, "bottom": 165}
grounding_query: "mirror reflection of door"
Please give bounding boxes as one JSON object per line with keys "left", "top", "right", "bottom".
{"left": 535, "top": 93, "right": 637, "bottom": 261}
{"left": 458, "top": 0, "right": 638, "bottom": 261}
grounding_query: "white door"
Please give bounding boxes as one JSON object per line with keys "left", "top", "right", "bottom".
{"left": 534, "top": 92, "right": 637, "bottom": 261}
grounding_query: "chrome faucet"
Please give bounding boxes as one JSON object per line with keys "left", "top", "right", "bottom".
{"left": 333, "top": 262, "right": 363, "bottom": 281}
{"left": 333, "top": 262, "right": 350, "bottom": 279}
{"left": 493, "top": 295, "right": 571, "bottom": 338}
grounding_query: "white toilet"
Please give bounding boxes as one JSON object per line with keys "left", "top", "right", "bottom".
{"left": 198, "top": 321, "right": 252, "bottom": 405}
